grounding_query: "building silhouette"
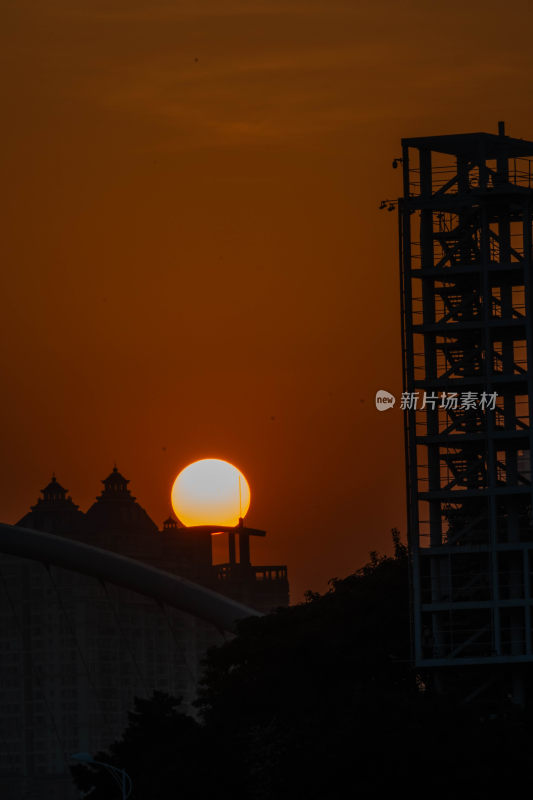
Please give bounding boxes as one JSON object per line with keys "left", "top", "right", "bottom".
{"left": 399, "top": 123, "right": 533, "bottom": 702}
{"left": 0, "top": 468, "right": 289, "bottom": 799}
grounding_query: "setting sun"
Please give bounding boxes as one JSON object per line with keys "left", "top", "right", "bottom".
{"left": 171, "top": 459, "right": 251, "bottom": 527}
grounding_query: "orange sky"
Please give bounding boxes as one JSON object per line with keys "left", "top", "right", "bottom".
{"left": 2, "top": 0, "right": 533, "bottom": 601}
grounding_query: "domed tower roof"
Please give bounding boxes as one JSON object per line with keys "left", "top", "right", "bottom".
{"left": 85, "top": 466, "right": 158, "bottom": 537}
{"left": 40, "top": 475, "right": 69, "bottom": 503}
{"left": 99, "top": 466, "right": 135, "bottom": 501}
{"left": 16, "top": 474, "right": 85, "bottom": 535}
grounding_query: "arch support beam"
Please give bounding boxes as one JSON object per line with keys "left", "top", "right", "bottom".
{"left": 0, "top": 524, "right": 260, "bottom": 632}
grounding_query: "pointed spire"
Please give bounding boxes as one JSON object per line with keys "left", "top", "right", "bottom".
{"left": 41, "top": 475, "right": 68, "bottom": 504}
{"left": 98, "top": 466, "right": 136, "bottom": 501}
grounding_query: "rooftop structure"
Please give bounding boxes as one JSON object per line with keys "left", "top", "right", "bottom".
{"left": 399, "top": 123, "right": 533, "bottom": 702}
{"left": 0, "top": 468, "right": 288, "bottom": 798}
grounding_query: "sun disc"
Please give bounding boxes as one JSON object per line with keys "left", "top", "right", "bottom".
{"left": 171, "top": 459, "right": 251, "bottom": 527}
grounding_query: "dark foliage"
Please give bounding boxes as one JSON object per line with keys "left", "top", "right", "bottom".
{"left": 194, "top": 528, "right": 413, "bottom": 798}
{"left": 70, "top": 692, "right": 216, "bottom": 798}
{"left": 71, "top": 530, "right": 533, "bottom": 799}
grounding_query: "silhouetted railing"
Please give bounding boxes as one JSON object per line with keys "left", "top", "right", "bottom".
{"left": 215, "top": 563, "right": 287, "bottom": 582}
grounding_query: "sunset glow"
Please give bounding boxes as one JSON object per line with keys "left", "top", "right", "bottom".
{"left": 171, "top": 459, "right": 251, "bottom": 527}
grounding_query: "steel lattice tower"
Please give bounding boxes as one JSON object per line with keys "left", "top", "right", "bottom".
{"left": 400, "top": 124, "right": 533, "bottom": 699}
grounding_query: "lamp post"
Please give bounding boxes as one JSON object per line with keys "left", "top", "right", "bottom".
{"left": 71, "top": 752, "right": 132, "bottom": 799}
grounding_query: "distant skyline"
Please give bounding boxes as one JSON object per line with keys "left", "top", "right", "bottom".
{"left": 2, "top": 0, "right": 533, "bottom": 600}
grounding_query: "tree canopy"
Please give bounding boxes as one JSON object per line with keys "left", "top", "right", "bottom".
{"left": 71, "top": 530, "right": 533, "bottom": 799}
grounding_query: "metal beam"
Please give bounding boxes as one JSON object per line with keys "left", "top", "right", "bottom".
{"left": 0, "top": 523, "right": 261, "bottom": 632}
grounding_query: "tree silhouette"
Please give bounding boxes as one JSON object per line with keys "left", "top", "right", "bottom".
{"left": 70, "top": 692, "right": 216, "bottom": 798}
{"left": 71, "top": 530, "right": 533, "bottom": 799}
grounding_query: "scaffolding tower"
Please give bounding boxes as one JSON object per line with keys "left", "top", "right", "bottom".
{"left": 399, "top": 124, "right": 533, "bottom": 699}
